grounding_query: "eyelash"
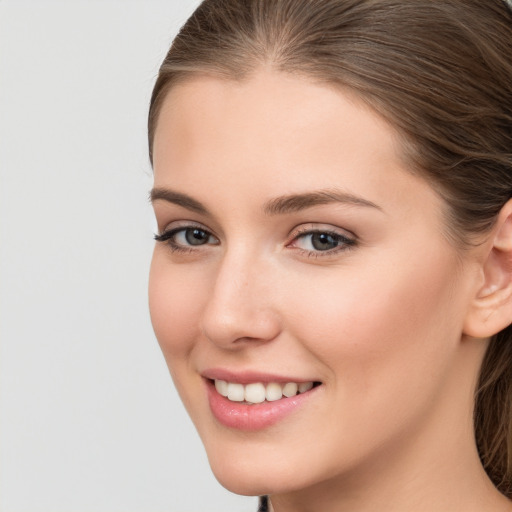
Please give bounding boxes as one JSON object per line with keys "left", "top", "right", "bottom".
{"left": 154, "top": 224, "right": 357, "bottom": 258}
{"left": 287, "top": 226, "right": 357, "bottom": 258}
{"left": 154, "top": 225, "right": 219, "bottom": 254}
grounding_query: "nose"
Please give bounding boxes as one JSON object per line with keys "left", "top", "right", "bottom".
{"left": 200, "top": 250, "right": 281, "bottom": 349}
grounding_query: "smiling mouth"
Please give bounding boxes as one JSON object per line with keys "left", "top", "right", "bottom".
{"left": 212, "top": 379, "right": 322, "bottom": 404}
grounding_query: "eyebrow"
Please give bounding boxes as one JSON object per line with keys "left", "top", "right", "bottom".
{"left": 150, "top": 187, "right": 382, "bottom": 216}
{"left": 263, "top": 189, "right": 382, "bottom": 215}
{"left": 150, "top": 187, "right": 210, "bottom": 215}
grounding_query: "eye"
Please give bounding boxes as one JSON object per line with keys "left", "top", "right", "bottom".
{"left": 304, "top": 232, "right": 341, "bottom": 251}
{"left": 289, "top": 227, "right": 356, "bottom": 256}
{"left": 154, "top": 225, "right": 219, "bottom": 251}
{"left": 176, "top": 228, "right": 212, "bottom": 246}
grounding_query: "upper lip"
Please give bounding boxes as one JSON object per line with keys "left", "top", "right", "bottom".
{"left": 201, "top": 368, "right": 320, "bottom": 385}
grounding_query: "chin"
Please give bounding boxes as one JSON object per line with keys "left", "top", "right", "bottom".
{"left": 203, "top": 437, "right": 325, "bottom": 497}
{"left": 209, "top": 457, "right": 294, "bottom": 497}
{"left": 212, "top": 467, "right": 270, "bottom": 497}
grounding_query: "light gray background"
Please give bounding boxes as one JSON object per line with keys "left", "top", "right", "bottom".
{"left": 0, "top": 2, "right": 257, "bottom": 511}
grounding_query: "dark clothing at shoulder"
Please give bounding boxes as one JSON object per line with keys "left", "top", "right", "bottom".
{"left": 258, "top": 496, "right": 269, "bottom": 512}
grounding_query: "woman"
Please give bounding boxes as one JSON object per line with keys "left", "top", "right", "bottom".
{"left": 147, "top": 1, "right": 512, "bottom": 510}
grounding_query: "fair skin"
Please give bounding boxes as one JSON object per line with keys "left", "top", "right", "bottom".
{"left": 149, "top": 70, "right": 512, "bottom": 512}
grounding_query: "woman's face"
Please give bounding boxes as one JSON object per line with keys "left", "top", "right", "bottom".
{"left": 149, "top": 71, "right": 482, "bottom": 496}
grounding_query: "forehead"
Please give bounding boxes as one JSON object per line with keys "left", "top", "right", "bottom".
{"left": 155, "top": 73, "right": 396, "bottom": 170}
{"left": 154, "top": 71, "right": 400, "bottom": 151}
{"left": 152, "top": 70, "right": 442, "bottom": 226}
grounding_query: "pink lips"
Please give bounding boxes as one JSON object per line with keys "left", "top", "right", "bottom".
{"left": 203, "top": 370, "right": 320, "bottom": 431}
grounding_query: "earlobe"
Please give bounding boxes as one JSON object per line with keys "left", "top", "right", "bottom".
{"left": 463, "top": 199, "right": 512, "bottom": 339}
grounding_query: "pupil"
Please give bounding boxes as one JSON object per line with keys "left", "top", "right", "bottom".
{"left": 312, "top": 232, "right": 338, "bottom": 251}
{"left": 186, "top": 228, "right": 208, "bottom": 245}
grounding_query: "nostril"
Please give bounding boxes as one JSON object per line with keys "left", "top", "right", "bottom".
{"left": 201, "top": 310, "right": 281, "bottom": 349}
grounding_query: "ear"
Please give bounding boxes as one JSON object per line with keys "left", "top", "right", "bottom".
{"left": 463, "top": 199, "right": 512, "bottom": 338}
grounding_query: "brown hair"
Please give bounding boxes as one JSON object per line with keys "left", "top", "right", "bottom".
{"left": 148, "top": 0, "right": 512, "bottom": 496}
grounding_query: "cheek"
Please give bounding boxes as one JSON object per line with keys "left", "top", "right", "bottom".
{"left": 148, "top": 253, "right": 205, "bottom": 363}
{"left": 148, "top": 253, "right": 214, "bottom": 426}
{"left": 284, "top": 249, "right": 465, "bottom": 399}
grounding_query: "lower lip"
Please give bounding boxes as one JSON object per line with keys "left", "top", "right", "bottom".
{"left": 205, "top": 380, "right": 320, "bottom": 431}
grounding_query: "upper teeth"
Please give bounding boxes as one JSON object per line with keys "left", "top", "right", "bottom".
{"left": 214, "top": 379, "right": 314, "bottom": 404}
